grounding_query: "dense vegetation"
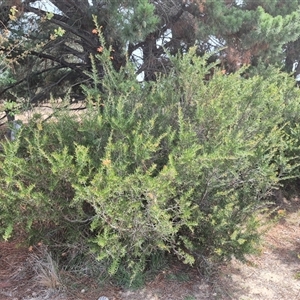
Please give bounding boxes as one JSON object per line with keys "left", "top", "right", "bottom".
{"left": 2, "top": 44, "right": 300, "bottom": 285}
{"left": 1, "top": 0, "right": 300, "bottom": 287}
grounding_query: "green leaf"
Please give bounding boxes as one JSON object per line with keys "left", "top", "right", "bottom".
{"left": 3, "top": 224, "right": 13, "bottom": 241}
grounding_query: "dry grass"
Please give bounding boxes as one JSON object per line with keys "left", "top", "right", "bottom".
{"left": 30, "top": 248, "right": 62, "bottom": 289}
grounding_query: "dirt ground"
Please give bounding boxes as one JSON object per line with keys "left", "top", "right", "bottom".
{"left": 0, "top": 194, "right": 300, "bottom": 300}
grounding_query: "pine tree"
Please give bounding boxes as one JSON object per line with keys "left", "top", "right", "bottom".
{"left": 186, "top": 0, "right": 300, "bottom": 72}
{"left": 1, "top": 0, "right": 300, "bottom": 119}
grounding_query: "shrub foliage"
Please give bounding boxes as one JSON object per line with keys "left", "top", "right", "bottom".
{"left": 1, "top": 46, "right": 300, "bottom": 284}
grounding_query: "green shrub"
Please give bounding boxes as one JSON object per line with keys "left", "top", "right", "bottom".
{"left": 1, "top": 47, "right": 300, "bottom": 285}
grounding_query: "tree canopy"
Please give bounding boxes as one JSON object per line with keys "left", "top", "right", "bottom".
{"left": 1, "top": 0, "right": 300, "bottom": 121}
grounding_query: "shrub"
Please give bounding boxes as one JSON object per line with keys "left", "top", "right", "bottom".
{"left": 1, "top": 46, "right": 300, "bottom": 284}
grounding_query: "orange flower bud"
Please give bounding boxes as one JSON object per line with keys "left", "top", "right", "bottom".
{"left": 97, "top": 46, "right": 103, "bottom": 53}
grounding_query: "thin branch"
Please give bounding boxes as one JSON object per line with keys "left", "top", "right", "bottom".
{"left": 30, "top": 51, "right": 87, "bottom": 76}
{"left": 23, "top": 5, "right": 70, "bottom": 24}
{"left": 23, "top": 4, "right": 97, "bottom": 52}
{"left": 0, "top": 65, "right": 62, "bottom": 98}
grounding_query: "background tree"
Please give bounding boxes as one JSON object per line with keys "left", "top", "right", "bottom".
{"left": 1, "top": 0, "right": 300, "bottom": 122}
